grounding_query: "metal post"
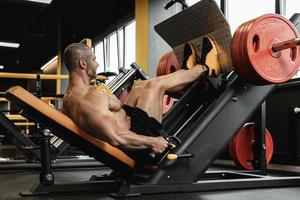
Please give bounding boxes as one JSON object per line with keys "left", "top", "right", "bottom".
{"left": 220, "top": 0, "right": 228, "bottom": 19}
{"left": 253, "top": 102, "right": 267, "bottom": 174}
{"left": 275, "top": 0, "right": 286, "bottom": 15}
{"left": 36, "top": 74, "right": 42, "bottom": 98}
{"left": 40, "top": 128, "right": 54, "bottom": 185}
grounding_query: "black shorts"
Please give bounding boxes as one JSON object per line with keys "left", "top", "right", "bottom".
{"left": 121, "top": 104, "right": 166, "bottom": 165}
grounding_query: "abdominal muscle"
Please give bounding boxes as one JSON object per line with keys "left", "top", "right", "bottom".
{"left": 112, "top": 108, "right": 131, "bottom": 130}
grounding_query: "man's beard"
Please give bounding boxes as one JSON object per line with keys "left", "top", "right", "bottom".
{"left": 87, "top": 67, "right": 97, "bottom": 79}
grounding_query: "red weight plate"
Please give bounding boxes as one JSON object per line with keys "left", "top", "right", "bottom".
{"left": 229, "top": 138, "right": 239, "bottom": 166}
{"left": 164, "top": 52, "right": 181, "bottom": 75}
{"left": 156, "top": 64, "right": 162, "bottom": 76}
{"left": 162, "top": 52, "right": 173, "bottom": 75}
{"left": 162, "top": 95, "right": 174, "bottom": 114}
{"left": 156, "top": 52, "right": 171, "bottom": 76}
{"left": 240, "top": 19, "right": 268, "bottom": 85}
{"left": 244, "top": 14, "right": 300, "bottom": 84}
{"left": 158, "top": 52, "right": 171, "bottom": 76}
{"left": 156, "top": 58, "right": 163, "bottom": 76}
{"left": 159, "top": 54, "right": 169, "bottom": 76}
{"left": 232, "top": 19, "right": 267, "bottom": 85}
{"left": 231, "top": 131, "right": 245, "bottom": 168}
{"left": 240, "top": 15, "right": 279, "bottom": 84}
{"left": 158, "top": 62, "right": 165, "bottom": 77}
{"left": 233, "top": 123, "right": 274, "bottom": 170}
{"left": 231, "top": 22, "right": 244, "bottom": 70}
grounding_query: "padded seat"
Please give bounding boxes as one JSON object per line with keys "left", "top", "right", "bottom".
{"left": 5, "top": 86, "right": 135, "bottom": 175}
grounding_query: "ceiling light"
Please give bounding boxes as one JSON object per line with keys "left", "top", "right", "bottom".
{"left": 0, "top": 42, "right": 20, "bottom": 48}
{"left": 25, "top": 0, "right": 52, "bottom": 4}
{"left": 0, "top": 65, "right": 4, "bottom": 69}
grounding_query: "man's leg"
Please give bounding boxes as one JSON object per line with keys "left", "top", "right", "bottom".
{"left": 125, "top": 66, "right": 207, "bottom": 122}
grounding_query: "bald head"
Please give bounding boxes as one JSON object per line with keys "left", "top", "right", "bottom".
{"left": 63, "top": 43, "right": 91, "bottom": 73}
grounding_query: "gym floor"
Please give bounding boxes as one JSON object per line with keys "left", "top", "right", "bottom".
{"left": 1, "top": 166, "right": 300, "bottom": 200}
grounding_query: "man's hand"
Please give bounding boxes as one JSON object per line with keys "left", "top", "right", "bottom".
{"left": 151, "top": 136, "right": 169, "bottom": 154}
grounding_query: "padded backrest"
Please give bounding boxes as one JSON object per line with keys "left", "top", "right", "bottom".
{"left": 5, "top": 86, "right": 135, "bottom": 174}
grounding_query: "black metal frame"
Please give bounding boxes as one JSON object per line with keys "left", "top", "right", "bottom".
{"left": 0, "top": 112, "right": 41, "bottom": 160}
{"left": 12, "top": 71, "right": 300, "bottom": 197}
{"left": 20, "top": 170, "right": 300, "bottom": 196}
{"left": 252, "top": 102, "right": 267, "bottom": 174}
{"left": 113, "top": 171, "right": 300, "bottom": 197}
{"left": 0, "top": 111, "right": 70, "bottom": 162}
{"left": 5, "top": 0, "right": 300, "bottom": 195}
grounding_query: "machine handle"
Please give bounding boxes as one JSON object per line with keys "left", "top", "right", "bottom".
{"left": 148, "top": 136, "right": 181, "bottom": 159}
{"left": 167, "top": 153, "right": 193, "bottom": 160}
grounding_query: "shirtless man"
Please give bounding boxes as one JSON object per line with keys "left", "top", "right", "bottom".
{"left": 62, "top": 43, "right": 208, "bottom": 164}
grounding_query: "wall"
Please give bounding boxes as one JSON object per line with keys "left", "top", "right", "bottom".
{"left": 266, "top": 82, "right": 300, "bottom": 165}
{"left": 148, "top": 0, "right": 182, "bottom": 77}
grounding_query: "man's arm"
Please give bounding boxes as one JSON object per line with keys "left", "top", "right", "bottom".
{"left": 81, "top": 93, "right": 168, "bottom": 154}
{"left": 86, "top": 111, "right": 168, "bottom": 154}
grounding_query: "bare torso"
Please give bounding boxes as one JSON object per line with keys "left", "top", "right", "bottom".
{"left": 60, "top": 45, "right": 168, "bottom": 153}
{"left": 62, "top": 87, "right": 131, "bottom": 137}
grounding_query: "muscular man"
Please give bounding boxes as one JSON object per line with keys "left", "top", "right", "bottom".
{"left": 62, "top": 43, "right": 208, "bottom": 164}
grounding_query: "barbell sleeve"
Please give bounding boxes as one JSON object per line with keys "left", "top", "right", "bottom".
{"left": 272, "top": 37, "right": 300, "bottom": 52}
{"left": 294, "top": 107, "right": 300, "bottom": 114}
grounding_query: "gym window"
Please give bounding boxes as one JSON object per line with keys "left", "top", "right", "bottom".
{"left": 186, "top": 0, "right": 220, "bottom": 7}
{"left": 285, "top": 0, "right": 300, "bottom": 78}
{"left": 95, "top": 41, "right": 104, "bottom": 73}
{"left": 285, "top": 0, "right": 300, "bottom": 19}
{"left": 94, "top": 20, "right": 136, "bottom": 78}
{"left": 124, "top": 21, "right": 136, "bottom": 69}
{"left": 227, "top": 0, "right": 275, "bottom": 33}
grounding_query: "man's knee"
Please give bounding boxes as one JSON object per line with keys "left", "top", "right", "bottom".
{"left": 129, "top": 80, "right": 147, "bottom": 97}
{"left": 132, "top": 77, "right": 164, "bottom": 94}
{"left": 144, "top": 77, "right": 164, "bottom": 92}
{"left": 132, "top": 79, "right": 146, "bottom": 88}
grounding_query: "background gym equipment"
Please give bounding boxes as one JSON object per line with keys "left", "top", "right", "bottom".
{"left": 156, "top": 51, "right": 181, "bottom": 76}
{"left": 0, "top": 63, "right": 147, "bottom": 166}
{"left": 93, "top": 62, "right": 148, "bottom": 104}
{"left": 0, "top": 73, "right": 105, "bottom": 81}
{"left": 0, "top": 112, "right": 41, "bottom": 161}
{"left": 8, "top": 69, "right": 300, "bottom": 196}
{"left": 3, "top": 1, "right": 299, "bottom": 196}
{"left": 155, "top": 0, "right": 232, "bottom": 76}
{"left": 156, "top": 51, "right": 181, "bottom": 113}
{"left": 231, "top": 14, "right": 300, "bottom": 85}
{"left": 106, "top": 63, "right": 148, "bottom": 96}
{"left": 229, "top": 122, "right": 274, "bottom": 170}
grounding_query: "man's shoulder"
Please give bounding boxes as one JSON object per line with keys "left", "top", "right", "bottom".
{"left": 86, "top": 88, "right": 108, "bottom": 99}
{"left": 84, "top": 89, "right": 109, "bottom": 106}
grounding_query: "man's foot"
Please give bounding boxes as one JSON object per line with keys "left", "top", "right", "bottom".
{"left": 199, "top": 36, "right": 221, "bottom": 77}
{"left": 193, "top": 64, "right": 209, "bottom": 75}
{"left": 182, "top": 37, "right": 221, "bottom": 77}
{"left": 183, "top": 42, "right": 197, "bottom": 69}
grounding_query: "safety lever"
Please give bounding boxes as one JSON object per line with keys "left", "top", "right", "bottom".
{"left": 167, "top": 153, "right": 193, "bottom": 160}
{"left": 164, "top": 0, "right": 188, "bottom": 10}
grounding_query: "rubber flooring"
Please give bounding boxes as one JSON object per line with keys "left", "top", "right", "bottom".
{"left": 1, "top": 167, "right": 300, "bottom": 200}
